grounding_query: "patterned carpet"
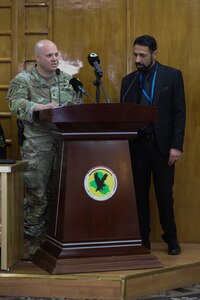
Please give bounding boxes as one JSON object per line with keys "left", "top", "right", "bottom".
{"left": 0, "top": 283, "right": 200, "bottom": 300}
{"left": 137, "top": 283, "right": 200, "bottom": 300}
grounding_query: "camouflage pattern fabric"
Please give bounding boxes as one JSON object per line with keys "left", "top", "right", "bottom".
{"left": 7, "top": 66, "right": 82, "bottom": 256}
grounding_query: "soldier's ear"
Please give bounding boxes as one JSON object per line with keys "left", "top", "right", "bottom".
{"left": 35, "top": 55, "right": 40, "bottom": 63}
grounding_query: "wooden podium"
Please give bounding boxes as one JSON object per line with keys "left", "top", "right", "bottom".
{"left": 33, "top": 103, "right": 162, "bottom": 274}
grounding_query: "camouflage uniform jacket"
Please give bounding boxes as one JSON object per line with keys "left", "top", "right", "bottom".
{"left": 7, "top": 66, "right": 82, "bottom": 147}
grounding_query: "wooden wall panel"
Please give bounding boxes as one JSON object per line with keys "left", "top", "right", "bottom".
{"left": 25, "top": 6, "right": 49, "bottom": 32}
{"left": 128, "top": 0, "right": 200, "bottom": 243}
{"left": 0, "top": 7, "right": 11, "bottom": 30}
{"left": 1, "top": 0, "right": 200, "bottom": 243}
{"left": 0, "top": 0, "right": 12, "bottom": 158}
{"left": 0, "top": 0, "right": 52, "bottom": 159}
{"left": 0, "top": 64, "right": 11, "bottom": 85}
{"left": 0, "top": 36, "right": 11, "bottom": 57}
{"left": 24, "top": 1, "right": 52, "bottom": 66}
{"left": 53, "top": 0, "right": 127, "bottom": 103}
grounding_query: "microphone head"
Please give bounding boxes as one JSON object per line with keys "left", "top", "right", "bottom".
{"left": 88, "top": 53, "right": 100, "bottom": 66}
{"left": 55, "top": 68, "right": 60, "bottom": 75}
{"left": 69, "top": 77, "right": 83, "bottom": 92}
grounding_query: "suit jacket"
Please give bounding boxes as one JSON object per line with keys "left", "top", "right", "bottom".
{"left": 120, "top": 62, "right": 186, "bottom": 155}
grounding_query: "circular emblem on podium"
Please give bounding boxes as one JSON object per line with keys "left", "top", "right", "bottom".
{"left": 84, "top": 166, "right": 117, "bottom": 201}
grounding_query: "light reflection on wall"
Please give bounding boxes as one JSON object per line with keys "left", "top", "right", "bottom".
{"left": 58, "top": 56, "right": 83, "bottom": 76}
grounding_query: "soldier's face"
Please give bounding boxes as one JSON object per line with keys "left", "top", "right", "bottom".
{"left": 36, "top": 44, "right": 59, "bottom": 75}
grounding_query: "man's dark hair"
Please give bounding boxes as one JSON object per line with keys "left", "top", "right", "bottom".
{"left": 133, "top": 35, "right": 157, "bottom": 52}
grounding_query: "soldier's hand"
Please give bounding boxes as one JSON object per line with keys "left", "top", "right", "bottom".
{"left": 34, "top": 103, "right": 59, "bottom": 111}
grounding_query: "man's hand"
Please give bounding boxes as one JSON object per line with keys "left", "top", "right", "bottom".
{"left": 34, "top": 103, "right": 59, "bottom": 111}
{"left": 168, "top": 148, "right": 182, "bottom": 166}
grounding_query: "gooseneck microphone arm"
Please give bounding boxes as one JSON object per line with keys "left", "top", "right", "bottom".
{"left": 56, "top": 68, "right": 61, "bottom": 106}
{"left": 122, "top": 72, "right": 139, "bottom": 103}
{"left": 86, "top": 93, "right": 96, "bottom": 103}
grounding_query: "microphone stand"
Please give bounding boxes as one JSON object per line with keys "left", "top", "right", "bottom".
{"left": 93, "top": 71, "right": 111, "bottom": 103}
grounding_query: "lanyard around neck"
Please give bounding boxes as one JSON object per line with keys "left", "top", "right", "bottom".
{"left": 139, "top": 63, "right": 158, "bottom": 104}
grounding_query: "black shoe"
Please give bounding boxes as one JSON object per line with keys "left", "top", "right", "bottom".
{"left": 167, "top": 240, "right": 181, "bottom": 255}
{"left": 142, "top": 239, "right": 151, "bottom": 249}
{"left": 161, "top": 234, "right": 181, "bottom": 255}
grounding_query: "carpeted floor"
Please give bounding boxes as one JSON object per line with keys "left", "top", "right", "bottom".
{"left": 137, "top": 283, "right": 200, "bottom": 300}
{"left": 0, "top": 283, "right": 200, "bottom": 300}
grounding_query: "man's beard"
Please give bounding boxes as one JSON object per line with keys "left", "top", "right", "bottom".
{"left": 135, "top": 58, "right": 153, "bottom": 73}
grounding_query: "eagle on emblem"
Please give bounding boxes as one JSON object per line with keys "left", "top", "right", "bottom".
{"left": 94, "top": 172, "right": 108, "bottom": 192}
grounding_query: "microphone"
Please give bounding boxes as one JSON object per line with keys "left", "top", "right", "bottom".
{"left": 88, "top": 53, "right": 103, "bottom": 77}
{"left": 69, "top": 78, "right": 89, "bottom": 96}
{"left": 55, "top": 68, "right": 60, "bottom": 75}
{"left": 121, "top": 71, "right": 139, "bottom": 103}
{"left": 70, "top": 78, "right": 95, "bottom": 103}
{"left": 56, "top": 68, "right": 61, "bottom": 106}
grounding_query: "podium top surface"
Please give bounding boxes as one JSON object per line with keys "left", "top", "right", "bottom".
{"left": 0, "top": 160, "right": 27, "bottom": 173}
{"left": 35, "top": 103, "right": 158, "bottom": 135}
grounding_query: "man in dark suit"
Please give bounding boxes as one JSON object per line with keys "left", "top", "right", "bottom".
{"left": 120, "top": 35, "right": 186, "bottom": 255}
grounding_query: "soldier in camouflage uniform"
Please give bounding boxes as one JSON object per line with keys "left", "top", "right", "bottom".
{"left": 7, "top": 39, "right": 82, "bottom": 258}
